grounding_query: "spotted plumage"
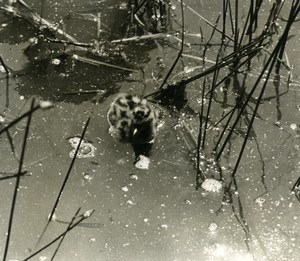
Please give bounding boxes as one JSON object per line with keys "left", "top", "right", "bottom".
{"left": 107, "top": 93, "right": 160, "bottom": 145}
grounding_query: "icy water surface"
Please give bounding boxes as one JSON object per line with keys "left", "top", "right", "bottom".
{"left": 0, "top": 0, "right": 300, "bottom": 260}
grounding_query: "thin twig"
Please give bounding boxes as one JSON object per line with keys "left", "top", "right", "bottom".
{"left": 0, "top": 171, "right": 28, "bottom": 181}
{"left": 72, "top": 54, "right": 137, "bottom": 73}
{"left": 43, "top": 35, "right": 93, "bottom": 48}
{"left": 112, "top": 33, "right": 166, "bottom": 43}
{"left": 182, "top": 53, "right": 216, "bottom": 64}
{"left": 50, "top": 208, "right": 81, "bottom": 261}
{"left": 177, "top": 0, "right": 234, "bottom": 42}
{"left": 23, "top": 209, "right": 95, "bottom": 261}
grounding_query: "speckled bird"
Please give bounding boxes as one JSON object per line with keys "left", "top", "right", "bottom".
{"left": 107, "top": 93, "right": 160, "bottom": 145}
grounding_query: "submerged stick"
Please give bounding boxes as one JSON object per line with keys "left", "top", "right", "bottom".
{"left": 2, "top": 99, "right": 35, "bottom": 261}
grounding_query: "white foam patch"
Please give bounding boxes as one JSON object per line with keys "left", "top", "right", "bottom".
{"left": 201, "top": 178, "right": 223, "bottom": 192}
{"left": 68, "top": 137, "right": 96, "bottom": 158}
{"left": 135, "top": 155, "right": 150, "bottom": 169}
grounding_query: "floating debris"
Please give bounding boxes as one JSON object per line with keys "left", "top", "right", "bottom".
{"left": 47, "top": 213, "right": 57, "bottom": 222}
{"left": 129, "top": 174, "right": 138, "bottom": 180}
{"left": 255, "top": 197, "right": 266, "bottom": 207}
{"left": 126, "top": 200, "right": 136, "bottom": 205}
{"left": 0, "top": 65, "right": 6, "bottom": 73}
{"left": 208, "top": 222, "right": 219, "bottom": 233}
{"left": 122, "top": 186, "right": 129, "bottom": 192}
{"left": 201, "top": 179, "right": 223, "bottom": 192}
{"left": 51, "top": 58, "right": 61, "bottom": 65}
{"left": 83, "top": 209, "right": 95, "bottom": 218}
{"left": 40, "top": 100, "right": 53, "bottom": 109}
{"left": 89, "top": 238, "right": 96, "bottom": 243}
{"left": 184, "top": 199, "right": 192, "bottom": 205}
{"left": 82, "top": 172, "right": 93, "bottom": 182}
{"left": 135, "top": 155, "right": 150, "bottom": 169}
{"left": 290, "top": 123, "right": 297, "bottom": 130}
{"left": 68, "top": 137, "right": 96, "bottom": 158}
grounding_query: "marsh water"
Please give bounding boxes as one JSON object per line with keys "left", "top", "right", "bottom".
{"left": 0, "top": 0, "right": 300, "bottom": 260}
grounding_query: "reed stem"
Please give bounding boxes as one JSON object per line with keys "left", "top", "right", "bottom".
{"left": 3, "top": 99, "right": 35, "bottom": 261}
{"left": 158, "top": 0, "right": 185, "bottom": 90}
{"left": 50, "top": 208, "right": 81, "bottom": 261}
{"left": 24, "top": 210, "right": 95, "bottom": 261}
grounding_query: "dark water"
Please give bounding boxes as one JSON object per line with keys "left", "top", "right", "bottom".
{"left": 1, "top": 0, "right": 156, "bottom": 104}
{"left": 0, "top": 1, "right": 300, "bottom": 261}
